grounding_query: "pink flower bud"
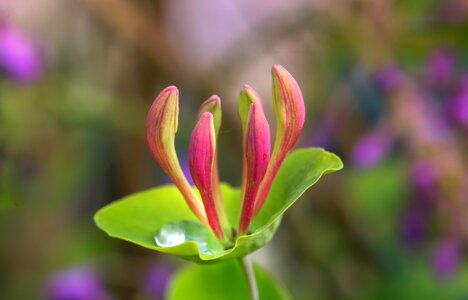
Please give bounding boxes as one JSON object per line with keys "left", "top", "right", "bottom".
{"left": 198, "top": 95, "right": 229, "bottom": 230}
{"left": 189, "top": 112, "right": 225, "bottom": 241}
{"left": 198, "top": 95, "right": 222, "bottom": 135}
{"left": 238, "top": 102, "right": 271, "bottom": 235}
{"left": 146, "top": 86, "right": 207, "bottom": 225}
{"left": 253, "top": 65, "right": 305, "bottom": 215}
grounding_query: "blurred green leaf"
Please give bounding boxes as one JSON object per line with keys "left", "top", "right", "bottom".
{"left": 369, "top": 258, "right": 468, "bottom": 300}
{"left": 345, "top": 159, "right": 410, "bottom": 272}
{"left": 94, "top": 148, "right": 343, "bottom": 263}
{"left": 168, "top": 259, "right": 291, "bottom": 300}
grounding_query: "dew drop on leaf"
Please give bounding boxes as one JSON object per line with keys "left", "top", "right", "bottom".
{"left": 155, "top": 220, "right": 224, "bottom": 255}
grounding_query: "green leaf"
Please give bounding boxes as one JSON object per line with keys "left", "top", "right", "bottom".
{"left": 167, "top": 259, "right": 291, "bottom": 300}
{"left": 252, "top": 148, "right": 343, "bottom": 231}
{"left": 94, "top": 148, "right": 343, "bottom": 263}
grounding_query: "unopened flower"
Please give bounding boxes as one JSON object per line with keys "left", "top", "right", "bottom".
{"left": 146, "top": 86, "right": 208, "bottom": 226}
{"left": 189, "top": 112, "right": 225, "bottom": 241}
{"left": 238, "top": 93, "right": 271, "bottom": 235}
{"left": 146, "top": 65, "right": 305, "bottom": 241}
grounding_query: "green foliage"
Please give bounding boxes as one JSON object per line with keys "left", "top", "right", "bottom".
{"left": 368, "top": 258, "right": 468, "bottom": 300}
{"left": 94, "top": 148, "right": 343, "bottom": 263}
{"left": 167, "top": 259, "right": 291, "bottom": 300}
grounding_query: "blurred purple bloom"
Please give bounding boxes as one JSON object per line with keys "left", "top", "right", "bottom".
{"left": 163, "top": 155, "right": 193, "bottom": 185}
{"left": 401, "top": 209, "right": 425, "bottom": 246}
{"left": 410, "top": 161, "right": 439, "bottom": 205}
{"left": 44, "top": 267, "right": 112, "bottom": 300}
{"left": 425, "top": 48, "right": 455, "bottom": 86}
{"left": 309, "top": 121, "right": 334, "bottom": 149}
{"left": 350, "top": 128, "right": 393, "bottom": 168}
{"left": 432, "top": 239, "right": 460, "bottom": 278}
{"left": 375, "top": 65, "right": 405, "bottom": 92}
{"left": 410, "top": 162, "right": 438, "bottom": 189}
{"left": 412, "top": 93, "right": 451, "bottom": 142}
{"left": 449, "top": 77, "right": 468, "bottom": 126}
{"left": 143, "top": 264, "right": 173, "bottom": 299}
{"left": 0, "top": 24, "right": 43, "bottom": 83}
{"left": 436, "top": 0, "right": 468, "bottom": 23}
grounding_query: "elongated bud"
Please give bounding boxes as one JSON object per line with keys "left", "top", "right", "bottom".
{"left": 189, "top": 112, "right": 225, "bottom": 241}
{"left": 198, "top": 95, "right": 222, "bottom": 135}
{"left": 238, "top": 85, "right": 261, "bottom": 132}
{"left": 271, "top": 65, "right": 306, "bottom": 147}
{"left": 197, "top": 95, "right": 230, "bottom": 230}
{"left": 238, "top": 85, "right": 262, "bottom": 214}
{"left": 146, "top": 86, "right": 208, "bottom": 225}
{"left": 253, "top": 65, "right": 305, "bottom": 215}
{"left": 238, "top": 102, "right": 271, "bottom": 235}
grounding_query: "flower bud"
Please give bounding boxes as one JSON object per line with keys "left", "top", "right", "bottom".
{"left": 253, "top": 65, "right": 305, "bottom": 215}
{"left": 189, "top": 112, "right": 225, "bottom": 240}
{"left": 198, "top": 95, "right": 222, "bottom": 135}
{"left": 238, "top": 85, "right": 262, "bottom": 213}
{"left": 238, "top": 85, "right": 261, "bottom": 132}
{"left": 146, "top": 86, "right": 207, "bottom": 225}
{"left": 238, "top": 102, "right": 271, "bottom": 235}
{"left": 198, "top": 95, "right": 229, "bottom": 229}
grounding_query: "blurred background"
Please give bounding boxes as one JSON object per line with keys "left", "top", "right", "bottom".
{"left": 1, "top": 0, "right": 468, "bottom": 299}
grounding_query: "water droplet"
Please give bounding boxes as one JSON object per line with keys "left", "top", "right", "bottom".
{"left": 154, "top": 220, "right": 224, "bottom": 255}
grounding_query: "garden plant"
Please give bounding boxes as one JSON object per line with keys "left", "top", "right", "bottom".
{"left": 94, "top": 65, "right": 343, "bottom": 299}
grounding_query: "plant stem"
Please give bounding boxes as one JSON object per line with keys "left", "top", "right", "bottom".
{"left": 239, "top": 256, "right": 259, "bottom": 300}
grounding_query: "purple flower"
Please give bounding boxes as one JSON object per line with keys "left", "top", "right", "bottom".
{"left": 410, "top": 161, "right": 439, "bottom": 205}
{"left": 142, "top": 264, "right": 173, "bottom": 299}
{"left": 425, "top": 48, "right": 455, "bottom": 87}
{"left": 410, "top": 162, "right": 438, "bottom": 190}
{"left": 163, "top": 155, "right": 194, "bottom": 186}
{"left": 449, "top": 76, "right": 468, "bottom": 126}
{"left": 44, "top": 267, "right": 112, "bottom": 300}
{"left": 375, "top": 65, "right": 405, "bottom": 92}
{"left": 309, "top": 121, "right": 334, "bottom": 149}
{"left": 0, "top": 24, "right": 43, "bottom": 83}
{"left": 401, "top": 209, "right": 425, "bottom": 246}
{"left": 432, "top": 239, "right": 460, "bottom": 278}
{"left": 436, "top": 0, "right": 468, "bottom": 23}
{"left": 350, "top": 128, "right": 393, "bottom": 168}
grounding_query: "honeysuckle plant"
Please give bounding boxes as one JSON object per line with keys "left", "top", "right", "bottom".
{"left": 95, "top": 65, "right": 343, "bottom": 300}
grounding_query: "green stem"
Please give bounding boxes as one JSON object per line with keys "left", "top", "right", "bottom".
{"left": 239, "top": 256, "right": 259, "bottom": 300}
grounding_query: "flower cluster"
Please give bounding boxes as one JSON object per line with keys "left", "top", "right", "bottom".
{"left": 146, "top": 65, "right": 305, "bottom": 243}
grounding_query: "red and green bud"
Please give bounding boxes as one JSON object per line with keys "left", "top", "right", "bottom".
{"left": 238, "top": 101, "right": 271, "bottom": 235}
{"left": 198, "top": 95, "right": 222, "bottom": 135}
{"left": 147, "top": 65, "right": 305, "bottom": 241}
{"left": 189, "top": 112, "right": 226, "bottom": 241}
{"left": 253, "top": 65, "right": 305, "bottom": 215}
{"left": 198, "top": 96, "right": 229, "bottom": 230}
{"left": 146, "top": 86, "right": 208, "bottom": 225}
{"left": 238, "top": 85, "right": 261, "bottom": 131}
